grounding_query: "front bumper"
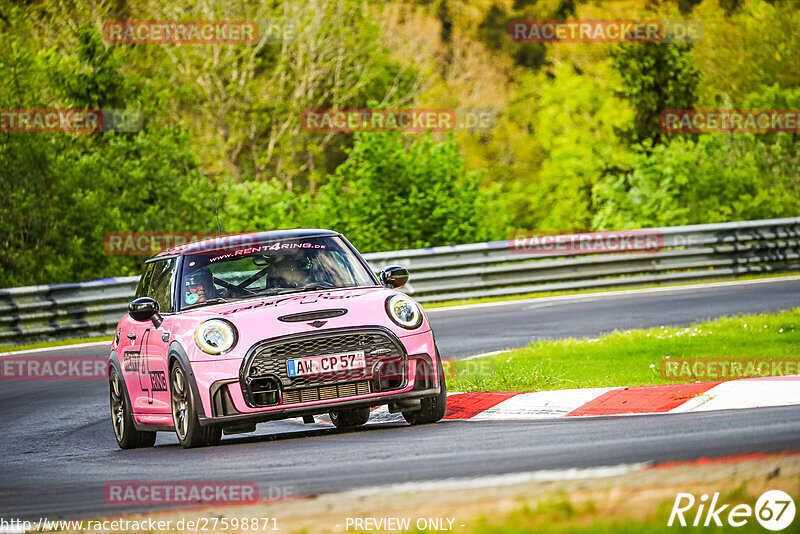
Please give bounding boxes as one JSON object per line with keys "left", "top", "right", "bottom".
{"left": 190, "top": 328, "right": 440, "bottom": 426}
{"left": 198, "top": 374, "right": 441, "bottom": 426}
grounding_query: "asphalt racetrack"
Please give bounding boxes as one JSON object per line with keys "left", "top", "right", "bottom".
{"left": 1, "top": 278, "right": 799, "bottom": 520}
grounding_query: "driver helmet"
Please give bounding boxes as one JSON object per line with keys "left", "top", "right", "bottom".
{"left": 184, "top": 267, "right": 216, "bottom": 304}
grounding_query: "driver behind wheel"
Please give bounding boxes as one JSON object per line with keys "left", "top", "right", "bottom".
{"left": 183, "top": 267, "right": 217, "bottom": 305}
{"left": 268, "top": 256, "right": 305, "bottom": 289}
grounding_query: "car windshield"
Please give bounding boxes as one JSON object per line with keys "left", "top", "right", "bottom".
{"left": 179, "top": 235, "right": 376, "bottom": 309}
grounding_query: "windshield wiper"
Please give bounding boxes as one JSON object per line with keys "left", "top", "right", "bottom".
{"left": 273, "top": 284, "right": 335, "bottom": 295}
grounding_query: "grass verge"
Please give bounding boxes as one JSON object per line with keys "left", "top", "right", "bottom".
{"left": 446, "top": 308, "right": 800, "bottom": 392}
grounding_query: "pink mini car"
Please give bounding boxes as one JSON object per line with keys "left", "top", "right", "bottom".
{"left": 108, "top": 230, "right": 446, "bottom": 448}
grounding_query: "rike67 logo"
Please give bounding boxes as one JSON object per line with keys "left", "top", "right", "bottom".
{"left": 668, "top": 490, "right": 795, "bottom": 531}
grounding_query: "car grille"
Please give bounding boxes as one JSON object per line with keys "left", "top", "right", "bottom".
{"left": 240, "top": 327, "right": 406, "bottom": 407}
{"left": 245, "top": 329, "right": 403, "bottom": 388}
{"left": 282, "top": 381, "right": 371, "bottom": 405}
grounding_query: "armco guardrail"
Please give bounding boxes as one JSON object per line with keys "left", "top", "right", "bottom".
{"left": 1, "top": 217, "right": 799, "bottom": 346}
{"left": 0, "top": 277, "right": 140, "bottom": 346}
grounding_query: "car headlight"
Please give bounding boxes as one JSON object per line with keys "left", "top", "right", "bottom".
{"left": 385, "top": 294, "right": 423, "bottom": 329}
{"left": 194, "top": 319, "right": 238, "bottom": 355}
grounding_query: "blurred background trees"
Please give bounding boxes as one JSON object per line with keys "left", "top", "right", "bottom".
{"left": 0, "top": 0, "right": 798, "bottom": 286}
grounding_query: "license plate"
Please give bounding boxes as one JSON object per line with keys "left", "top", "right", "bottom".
{"left": 286, "top": 351, "right": 366, "bottom": 377}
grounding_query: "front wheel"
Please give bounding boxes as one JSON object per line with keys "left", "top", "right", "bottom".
{"left": 170, "top": 363, "right": 221, "bottom": 448}
{"left": 109, "top": 369, "right": 156, "bottom": 449}
{"left": 403, "top": 355, "right": 447, "bottom": 425}
{"left": 330, "top": 407, "right": 370, "bottom": 430}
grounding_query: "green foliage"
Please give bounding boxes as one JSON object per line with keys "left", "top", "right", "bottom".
{"left": 593, "top": 84, "right": 800, "bottom": 229}
{"left": 126, "top": 0, "right": 420, "bottom": 189}
{"left": 592, "top": 135, "right": 800, "bottom": 229}
{"left": 0, "top": 16, "right": 210, "bottom": 286}
{"left": 692, "top": 0, "right": 800, "bottom": 107}
{"left": 218, "top": 179, "right": 311, "bottom": 233}
{"left": 43, "top": 26, "right": 135, "bottom": 108}
{"left": 63, "top": 129, "right": 213, "bottom": 280}
{"left": 528, "top": 62, "right": 634, "bottom": 231}
{"left": 1, "top": 0, "right": 799, "bottom": 287}
{"left": 610, "top": 42, "right": 700, "bottom": 144}
{"left": 319, "top": 131, "right": 506, "bottom": 251}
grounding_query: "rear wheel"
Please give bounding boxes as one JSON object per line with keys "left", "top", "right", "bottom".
{"left": 330, "top": 407, "right": 370, "bottom": 430}
{"left": 403, "top": 355, "right": 447, "bottom": 425}
{"left": 109, "top": 369, "right": 156, "bottom": 449}
{"left": 170, "top": 363, "right": 221, "bottom": 448}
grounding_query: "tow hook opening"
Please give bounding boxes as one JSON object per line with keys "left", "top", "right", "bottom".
{"left": 372, "top": 358, "right": 406, "bottom": 392}
{"left": 247, "top": 376, "right": 281, "bottom": 407}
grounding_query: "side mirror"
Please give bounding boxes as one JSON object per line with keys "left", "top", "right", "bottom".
{"left": 128, "top": 297, "right": 162, "bottom": 327}
{"left": 380, "top": 265, "right": 409, "bottom": 289}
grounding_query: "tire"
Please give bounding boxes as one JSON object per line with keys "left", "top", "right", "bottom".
{"left": 170, "top": 362, "right": 222, "bottom": 448}
{"left": 109, "top": 369, "right": 156, "bottom": 449}
{"left": 403, "top": 354, "right": 447, "bottom": 425}
{"left": 330, "top": 406, "right": 370, "bottom": 430}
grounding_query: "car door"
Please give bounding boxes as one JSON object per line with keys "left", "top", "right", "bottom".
{"left": 120, "top": 263, "right": 154, "bottom": 412}
{"left": 137, "top": 258, "right": 175, "bottom": 414}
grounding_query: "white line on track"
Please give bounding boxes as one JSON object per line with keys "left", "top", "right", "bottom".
{"left": 459, "top": 349, "right": 511, "bottom": 361}
{"left": 424, "top": 275, "right": 800, "bottom": 313}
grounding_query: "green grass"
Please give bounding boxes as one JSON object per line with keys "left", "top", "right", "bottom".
{"left": 422, "top": 273, "right": 799, "bottom": 309}
{"left": 446, "top": 309, "right": 800, "bottom": 392}
{"left": 0, "top": 336, "right": 111, "bottom": 353}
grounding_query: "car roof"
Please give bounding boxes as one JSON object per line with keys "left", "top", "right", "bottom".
{"left": 150, "top": 229, "right": 340, "bottom": 259}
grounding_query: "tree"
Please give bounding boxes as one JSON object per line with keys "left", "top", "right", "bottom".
{"left": 318, "top": 131, "right": 504, "bottom": 252}
{"left": 126, "top": 0, "right": 422, "bottom": 190}
{"left": 0, "top": 18, "right": 210, "bottom": 285}
{"left": 592, "top": 90, "right": 800, "bottom": 230}
{"left": 691, "top": 0, "right": 800, "bottom": 107}
{"left": 610, "top": 42, "right": 700, "bottom": 145}
{"left": 528, "top": 62, "right": 634, "bottom": 231}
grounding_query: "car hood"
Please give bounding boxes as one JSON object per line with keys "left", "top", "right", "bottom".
{"left": 165, "top": 286, "right": 430, "bottom": 360}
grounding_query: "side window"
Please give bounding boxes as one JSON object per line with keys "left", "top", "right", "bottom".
{"left": 147, "top": 259, "right": 175, "bottom": 312}
{"left": 134, "top": 263, "right": 155, "bottom": 299}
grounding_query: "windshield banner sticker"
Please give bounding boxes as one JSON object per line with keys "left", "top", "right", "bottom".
{"left": 208, "top": 242, "right": 327, "bottom": 263}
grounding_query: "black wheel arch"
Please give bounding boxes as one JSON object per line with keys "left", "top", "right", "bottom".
{"left": 167, "top": 341, "right": 208, "bottom": 419}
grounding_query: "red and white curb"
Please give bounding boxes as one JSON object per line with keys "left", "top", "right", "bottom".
{"left": 298, "top": 376, "right": 800, "bottom": 426}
